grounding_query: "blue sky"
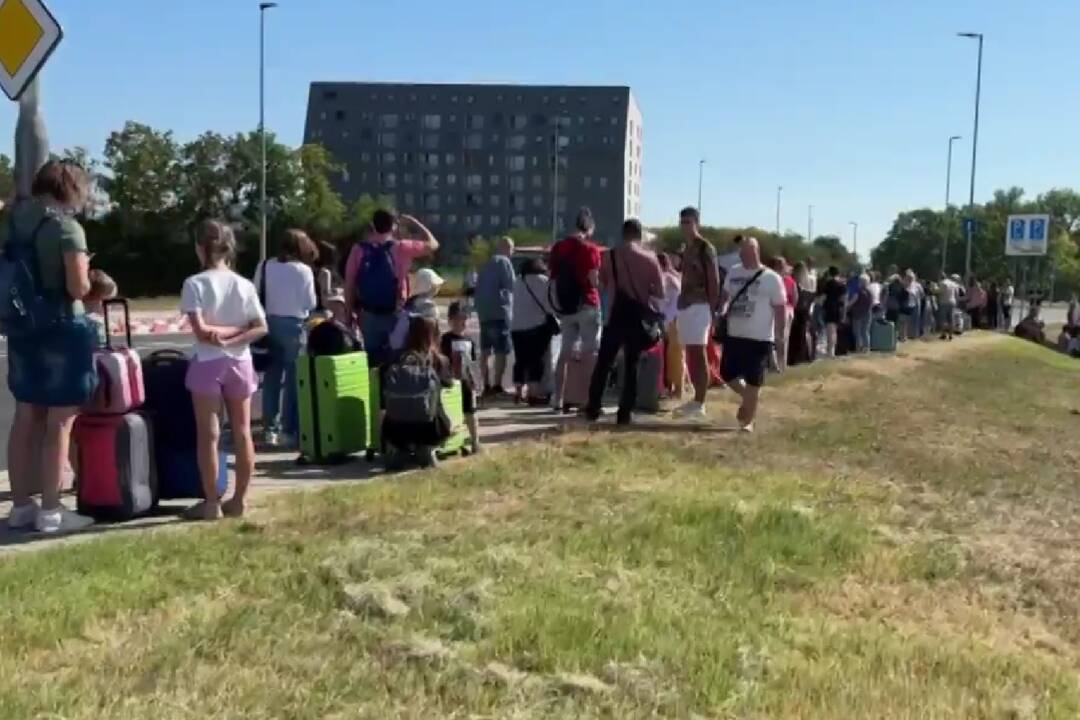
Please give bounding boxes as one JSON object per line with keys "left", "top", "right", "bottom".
{"left": 1, "top": 0, "right": 1078, "bottom": 256}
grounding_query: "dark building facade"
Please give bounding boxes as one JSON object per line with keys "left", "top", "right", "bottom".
{"left": 303, "top": 82, "right": 643, "bottom": 249}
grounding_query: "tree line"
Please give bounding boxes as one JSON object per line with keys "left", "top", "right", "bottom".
{"left": 2, "top": 119, "right": 1077, "bottom": 299}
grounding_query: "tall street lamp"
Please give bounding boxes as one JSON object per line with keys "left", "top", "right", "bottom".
{"left": 259, "top": 2, "right": 278, "bottom": 264}
{"left": 697, "top": 159, "right": 706, "bottom": 216}
{"left": 775, "top": 185, "right": 783, "bottom": 237}
{"left": 849, "top": 221, "right": 859, "bottom": 262}
{"left": 958, "top": 31, "right": 984, "bottom": 281}
{"left": 807, "top": 205, "right": 814, "bottom": 245}
{"left": 943, "top": 134, "right": 962, "bottom": 274}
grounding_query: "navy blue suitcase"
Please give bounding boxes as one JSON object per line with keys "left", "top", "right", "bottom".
{"left": 141, "top": 350, "right": 228, "bottom": 500}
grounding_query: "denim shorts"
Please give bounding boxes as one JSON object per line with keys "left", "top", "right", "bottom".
{"left": 186, "top": 355, "right": 259, "bottom": 400}
{"left": 8, "top": 319, "right": 98, "bottom": 407}
{"left": 480, "top": 319, "right": 512, "bottom": 355}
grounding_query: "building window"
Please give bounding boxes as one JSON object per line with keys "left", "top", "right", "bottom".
{"left": 382, "top": 152, "right": 396, "bottom": 165}
{"left": 403, "top": 173, "right": 415, "bottom": 186}
{"left": 421, "top": 133, "right": 439, "bottom": 150}
{"left": 611, "top": 116, "right": 619, "bottom": 126}
{"left": 341, "top": 166, "right": 350, "bottom": 183}
{"left": 599, "top": 177, "right": 608, "bottom": 188}
{"left": 379, "top": 132, "right": 397, "bottom": 148}
{"left": 465, "top": 193, "right": 482, "bottom": 208}
{"left": 319, "top": 111, "right": 327, "bottom": 121}
{"left": 558, "top": 96, "right": 567, "bottom": 105}
{"left": 360, "top": 152, "right": 371, "bottom": 163}
{"left": 467, "top": 95, "right": 475, "bottom": 104}
{"left": 465, "top": 132, "right": 483, "bottom": 150}
{"left": 424, "top": 173, "right": 440, "bottom": 189}
{"left": 423, "top": 152, "right": 439, "bottom": 168}
{"left": 323, "top": 89, "right": 338, "bottom": 101}
{"left": 627, "top": 199, "right": 632, "bottom": 215}
{"left": 507, "top": 135, "right": 526, "bottom": 150}
{"left": 510, "top": 114, "right": 527, "bottom": 130}
{"left": 334, "top": 110, "right": 346, "bottom": 122}
{"left": 447, "top": 173, "right": 457, "bottom": 186}
{"left": 531, "top": 174, "right": 543, "bottom": 189}
{"left": 557, "top": 135, "right": 570, "bottom": 149}
{"left": 508, "top": 155, "right": 526, "bottom": 172}
{"left": 593, "top": 115, "right": 602, "bottom": 125}
{"left": 488, "top": 154, "right": 497, "bottom": 167}
{"left": 422, "top": 114, "right": 441, "bottom": 130}
{"left": 584, "top": 176, "right": 592, "bottom": 189}
{"left": 490, "top": 174, "right": 501, "bottom": 187}
{"left": 466, "top": 174, "right": 483, "bottom": 190}
{"left": 447, "top": 214, "right": 458, "bottom": 225}
{"left": 424, "top": 193, "right": 440, "bottom": 211}
{"left": 468, "top": 114, "right": 484, "bottom": 130}
{"left": 451, "top": 95, "right": 459, "bottom": 103}
{"left": 555, "top": 197, "right": 567, "bottom": 213}
{"left": 488, "top": 194, "right": 499, "bottom": 208}
{"left": 509, "top": 195, "right": 525, "bottom": 212}
{"left": 490, "top": 214, "right": 502, "bottom": 227}
{"left": 532, "top": 196, "right": 543, "bottom": 208}
{"left": 381, "top": 114, "right": 399, "bottom": 128}
{"left": 445, "top": 152, "right": 456, "bottom": 166}
{"left": 510, "top": 176, "right": 525, "bottom": 192}
{"left": 511, "top": 215, "right": 526, "bottom": 228}
{"left": 341, "top": 130, "right": 350, "bottom": 140}
{"left": 402, "top": 152, "right": 414, "bottom": 166}
{"left": 381, "top": 172, "right": 397, "bottom": 189}
{"left": 403, "top": 192, "right": 415, "bottom": 207}
{"left": 467, "top": 215, "right": 482, "bottom": 230}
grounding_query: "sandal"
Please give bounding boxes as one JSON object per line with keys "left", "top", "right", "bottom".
{"left": 182, "top": 501, "right": 222, "bottom": 522}
{"left": 221, "top": 498, "right": 245, "bottom": 518}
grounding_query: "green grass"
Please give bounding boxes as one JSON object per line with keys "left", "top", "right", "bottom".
{"left": 2, "top": 334, "right": 1080, "bottom": 717}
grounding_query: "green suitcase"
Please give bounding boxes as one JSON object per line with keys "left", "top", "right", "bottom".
{"left": 437, "top": 381, "right": 470, "bottom": 458}
{"left": 297, "top": 352, "right": 371, "bottom": 464}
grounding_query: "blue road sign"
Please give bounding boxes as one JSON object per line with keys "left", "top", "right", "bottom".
{"left": 965, "top": 218, "right": 979, "bottom": 235}
{"left": 1030, "top": 218, "right": 1046, "bottom": 242}
{"left": 1009, "top": 218, "right": 1026, "bottom": 241}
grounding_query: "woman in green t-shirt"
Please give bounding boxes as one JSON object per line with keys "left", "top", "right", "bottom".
{"left": 5, "top": 161, "right": 96, "bottom": 535}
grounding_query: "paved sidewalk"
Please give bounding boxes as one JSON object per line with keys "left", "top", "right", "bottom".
{"left": 0, "top": 401, "right": 579, "bottom": 554}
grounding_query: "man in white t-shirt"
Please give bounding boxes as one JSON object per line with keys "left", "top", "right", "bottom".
{"left": 718, "top": 237, "right": 787, "bottom": 432}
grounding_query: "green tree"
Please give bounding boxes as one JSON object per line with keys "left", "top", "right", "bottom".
{"left": 102, "top": 121, "right": 181, "bottom": 223}
{"left": 0, "top": 154, "right": 13, "bottom": 201}
{"left": 283, "top": 144, "right": 346, "bottom": 240}
{"left": 177, "top": 131, "right": 235, "bottom": 222}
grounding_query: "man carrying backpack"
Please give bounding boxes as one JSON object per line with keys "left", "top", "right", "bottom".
{"left": 549, "top": 207, "right": 603, "bottom": 412}
{"left": 344, "top": 209, "right": 439, "bottom": 366}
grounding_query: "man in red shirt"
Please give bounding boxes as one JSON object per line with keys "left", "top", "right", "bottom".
{"left": 548, "top": 208, "right": 602, "bottom": 412}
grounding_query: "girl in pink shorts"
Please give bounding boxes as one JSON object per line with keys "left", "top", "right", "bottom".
{"left": 180, "top": 220, "right": 268, "bottom": 521}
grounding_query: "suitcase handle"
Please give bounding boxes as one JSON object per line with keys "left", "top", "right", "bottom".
{"left": 102, "top": 298, "right": 133, "bottom": 351}
{"left": 145, "top": 349, "right": 185, "bottom": 366}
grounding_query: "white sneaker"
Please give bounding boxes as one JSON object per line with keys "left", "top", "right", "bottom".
{"left": 35, "top": 507, "right": 95, "bottom": 535}
{"left": 7, "top": 501, "right": 39, "bottom": 530}
{"left": 674, "top": 402, "right": 707, "bottom": 420}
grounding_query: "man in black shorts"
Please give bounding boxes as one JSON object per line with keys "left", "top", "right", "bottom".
{"left": 718, "top": 237, "right": 788, "bottom": 432}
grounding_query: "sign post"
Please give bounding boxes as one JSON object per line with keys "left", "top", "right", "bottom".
{"left": 1006, "top": 214, "right": 1050, "bottom": 312}
{"left": 1, "top": 0, "right": 63, "bottom": 199}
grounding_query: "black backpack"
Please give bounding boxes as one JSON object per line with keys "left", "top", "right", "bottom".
{"left": 307, "top": 319, "right": 362, "bottom": 357}
{"left": 549, "top": 237, "right": 587, "bottom": 316}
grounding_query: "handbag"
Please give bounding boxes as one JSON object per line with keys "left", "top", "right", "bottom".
{"left": 523, "top": 277, "right": 560, "bottom": 340}
{"left": 714, "top": 269, "right": 765, "bottom": 344}
{"left": 611, "top": 249, "right": 664, "bottom": 348}
{"left": 251, "top": 259, "right": 274, "bottom": 373}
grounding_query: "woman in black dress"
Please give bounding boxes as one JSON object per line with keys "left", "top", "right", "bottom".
{"left": 788, "top": 262, "right": 814, "bottom": 366}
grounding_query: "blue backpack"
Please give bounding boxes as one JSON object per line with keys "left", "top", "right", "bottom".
{"left": 0, "top": 213, "right": 62, "bottom": 339}
{"left": 355, "top": 241, "right": 400, "bottom": 314}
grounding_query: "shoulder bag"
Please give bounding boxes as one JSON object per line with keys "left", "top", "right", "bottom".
{"left": 523, "top": 277, "right": 560, "bottom": 341}
{"left": 611, "top": 249, "right": 664, "bottom": 348}
{"left": 251, "top": 259, "right": 275, "bottom": 373}
{"left": 713, "top": 268, "right": 765, "bottom": 344}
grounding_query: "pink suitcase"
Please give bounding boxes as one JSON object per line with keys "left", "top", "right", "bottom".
{"left": 562, "top": 351, "right": 595, "bottom": 410}
{"left": 84, "top": 299, "right": 145, "bottom": 415}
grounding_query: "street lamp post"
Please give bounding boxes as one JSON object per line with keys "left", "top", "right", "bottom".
{"left": 943, "top": 134, "right": 962, "bottom": 274}
{"left": 259, "top": 1, "right": 278, "bottom": 264}
{"left": 775, "top": 185, "right": 783, "bottom": 237}
{"left": 958, "top": 31, "right": 984, "bottom": 281}
{"left": 849, "top": 221, "right": 859, "bottom": 261}
{"left": 697, "top": 159, "right": 705, "bottom": 215}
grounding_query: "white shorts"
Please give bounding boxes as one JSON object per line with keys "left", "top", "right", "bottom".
{"left": 677, "top": 304, "right": 713, "bottom": 347}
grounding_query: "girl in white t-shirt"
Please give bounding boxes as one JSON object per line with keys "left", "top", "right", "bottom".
{"left": 180, "top": 220, "right": 268, "bottom": 521}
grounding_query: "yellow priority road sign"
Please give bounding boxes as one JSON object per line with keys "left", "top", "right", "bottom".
{"left": 0, "top": 0, "right": 62, "bottom": 101}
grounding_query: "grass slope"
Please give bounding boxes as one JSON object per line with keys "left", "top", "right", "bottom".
{"left": 1, "top": 335, "right": 1079, "bottom": 718}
